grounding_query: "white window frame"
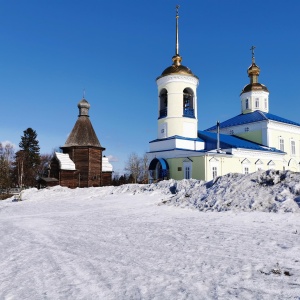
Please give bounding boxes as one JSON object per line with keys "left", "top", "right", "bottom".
{"left": 268, "top": 160, "right": 275, "bottom": 170}
{"left": 255, "top": 159, "right": 264, "bottom": 172}
{"left": 255, "top": 98, "right": 259, "bottom": 108}
{"left": 264, "top": 98, "right": 268, "bottom": 110}
{"left": 212, "top": 166, "right": 217, "bottom": 179}
{"left": 291, "top": 140, "right": 296, "bottom": 155}
{"left": 279, "top": 138, "right": 284, "bottom": 152}
{"left": 245, "top": 99, "right": 249, "bottom": 110}
{"left": 241, "top": 158, "right": 251, "bottom": 175}
{"left": 209, "top": 157, "right": 219, "bottom": 180}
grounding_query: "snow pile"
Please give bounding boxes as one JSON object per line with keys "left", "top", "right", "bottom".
{"left": 17, "top": 170, "right": 300, "bottom": 213}
{"left": 161, "top": 170, "right": 300, "bottom": 213}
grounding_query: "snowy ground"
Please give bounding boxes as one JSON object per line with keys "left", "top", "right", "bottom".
{"left": 1, "top": 170, "right": 300, "bottom": 299}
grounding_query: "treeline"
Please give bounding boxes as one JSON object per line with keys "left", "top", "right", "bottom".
{"left": 1, "top": 129, "right": 150, "bottom": 193}
{"left": 0, "top": 128, "right": 51, "bottom": 193}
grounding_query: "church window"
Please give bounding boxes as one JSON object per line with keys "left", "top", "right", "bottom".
{"left": 185, "top": 167, "right": 190, "bottom": 179}
{"left": 255, "top": 98, "right": 259, "bottom": 108}
{"left": 159, "top": 89, "right": 168, "bottom": 118}
{"left": 244, "top": 167, "right": 249, "bottom": 175}
{"left": 183, "top": 88, "right": 195, "bottom": 118}
{"left": 291, "top": 140, "right": 296, "bottom": 155}
{"left": 212, "top": 167, "right": 217, "bottom": 179}
{"left": 245, "top": 127, "right": 249, "bottom": 132}
{"left": 229, "top": 130, "right": 234, "bottom": 135}
{"left": 264, "top": 98, "right": 268, "bottom": 110}
{"left": 279, "top": 138, "right": 284, "bottom": 152}
{"left": 245, "top": 99, "right": 249, "bottom": 109}
{"left": 183, "top": 161, "right": 192, "bottom": 179}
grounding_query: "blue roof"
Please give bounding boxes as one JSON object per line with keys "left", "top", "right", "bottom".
{"left": 198, "top": 130, "right": 283, "bottom": 153}
{"left": 206, "top": 110, "right": 300, "bottom": 131}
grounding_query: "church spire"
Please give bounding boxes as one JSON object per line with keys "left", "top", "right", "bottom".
{"left": 172, "top": 5, "right": 182, "bottom": 66}
{"left": 175, "top": 5, "right": 179, "bottom": 57}
{"left": 157, "top": 5, "right": 197, "bottom": 79}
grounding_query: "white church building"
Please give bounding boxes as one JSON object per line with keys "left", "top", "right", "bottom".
{"left": 147, "top": 7, "right": 300, "bottom": 182}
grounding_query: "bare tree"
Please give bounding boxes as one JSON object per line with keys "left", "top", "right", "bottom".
{"left": 37, "top": 154, "right": 53, "bottom": 178}
{"left": 125, "top": 152, "right": 141, "bottom": 183}
{"left": 0, "top": 142, "right": 15, "bottom": 191}
{"left": 125, "top": 152, "right": 149, "bottom": 184}
{"left": 140, "top": 152, "right": 149, "bottom": 183}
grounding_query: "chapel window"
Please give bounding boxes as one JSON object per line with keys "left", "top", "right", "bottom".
{"left": 255, "top": 98, "right": 259, "bottom": 108}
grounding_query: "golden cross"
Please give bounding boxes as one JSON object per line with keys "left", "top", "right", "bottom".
{"left": 250, "top": 46, "right": 256, "bottom": 62}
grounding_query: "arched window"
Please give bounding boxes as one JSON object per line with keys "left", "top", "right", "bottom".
{"left": 183, "top": 88, "right": 195, "bottom": 118}
{"left": 255, "top": 98, "right": 259, "bottom": 108}
{"left": 245, "top": 99, "right": 249, "bottom": 109}
{"left": 159, "top": 89, "right": 168, "bottom": 118}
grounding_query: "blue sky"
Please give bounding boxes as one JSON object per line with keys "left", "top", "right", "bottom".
{"left": 1, "top": 0, "right": 300, "bottom": 174}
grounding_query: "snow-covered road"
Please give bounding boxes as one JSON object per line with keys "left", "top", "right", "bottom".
{"left": 1, "top": 183, "right": 300, "bottom": 299}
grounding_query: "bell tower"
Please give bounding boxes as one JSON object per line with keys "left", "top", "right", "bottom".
{"left": 156, "top": 5, "right": 199, "bottom": 139}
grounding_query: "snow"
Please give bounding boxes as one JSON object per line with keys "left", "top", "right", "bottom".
{"left": 102, "top": 156, "right": 113, "bottom": 172}
{"left": 1, "top": 170, "right": 300, "bottom": 299}
{"left": 55, "top": 152, "right": 76, "bottom": 170}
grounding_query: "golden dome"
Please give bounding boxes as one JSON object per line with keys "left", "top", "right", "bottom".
{"left": 241, "top": 47, "right": 269, "bottom": 95}
{"left": 247, "top": 62, "right": 260, "bottom": 77}
{"left": 241, "top": 83, "right": 269, "bottom": 94}
{"left": 158, "top": 55, "right": 198, "bottom": 79}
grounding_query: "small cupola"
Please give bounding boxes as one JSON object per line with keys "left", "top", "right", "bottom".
{"left": 240, "top": 46, "right": 270, "bottom": 114}
{"left": 78, "top": 98, "right": 90, "bottom": 117}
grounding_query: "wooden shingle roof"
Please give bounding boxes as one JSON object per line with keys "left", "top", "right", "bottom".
{"left": 62, "top": 99, "right": 103, "bottom": 148}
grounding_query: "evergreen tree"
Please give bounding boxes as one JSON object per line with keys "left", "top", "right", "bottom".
{"left": 17, "top": 128, "right": 41, "bottom": 187}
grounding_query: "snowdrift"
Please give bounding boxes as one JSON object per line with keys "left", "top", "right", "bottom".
{"left": 159, "top": 170, "right": 300, "bottom": 213}
{"left": 18, "top": 170, "right": 300, "bottom": 213}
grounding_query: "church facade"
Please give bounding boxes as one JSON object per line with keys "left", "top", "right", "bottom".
{"left": 147, "top": 7, "right": 300, "bottom": 182}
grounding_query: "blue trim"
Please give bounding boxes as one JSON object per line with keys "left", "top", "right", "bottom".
{"left": 149, "top": 158, "right": 169, "bottom": 171}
